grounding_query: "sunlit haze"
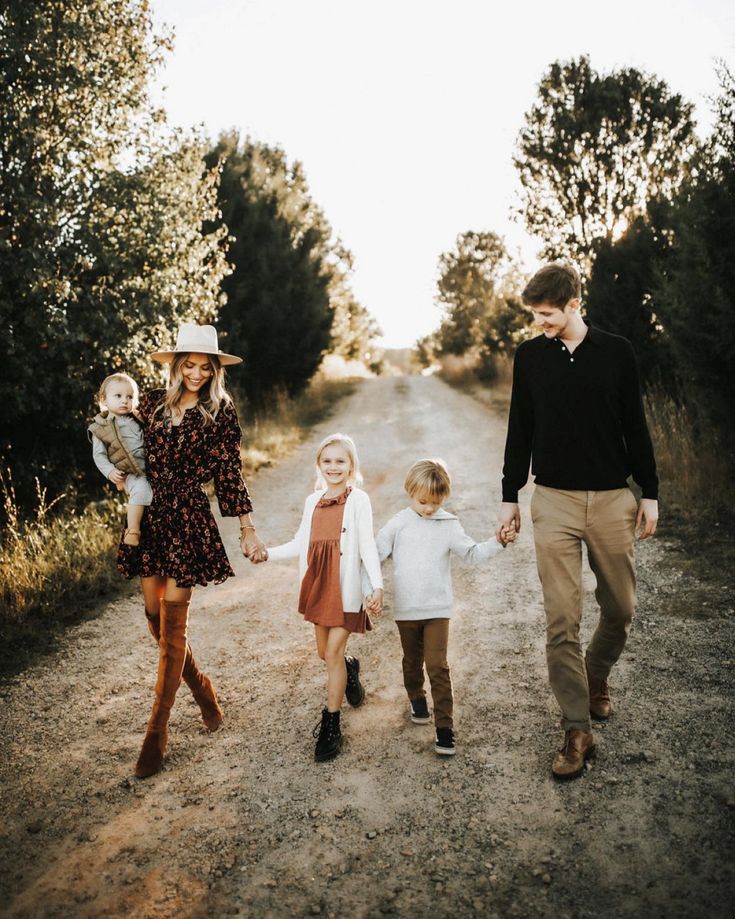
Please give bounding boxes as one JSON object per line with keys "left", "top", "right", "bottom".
{"left": 150, "top": 0, "right": 734, "bottom": 347}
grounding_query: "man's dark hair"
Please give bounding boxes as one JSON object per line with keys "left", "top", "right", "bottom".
{"left": 522, "top": 263, "right": 581, "bottom": 307}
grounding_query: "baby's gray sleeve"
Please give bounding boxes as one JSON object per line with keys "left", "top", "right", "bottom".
{"left": 91, "top": 435, "right": 116, "bottom": 480}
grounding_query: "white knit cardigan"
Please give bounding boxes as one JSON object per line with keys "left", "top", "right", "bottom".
{"left": 267, "top": 487, "right": 383, "bottom": 612}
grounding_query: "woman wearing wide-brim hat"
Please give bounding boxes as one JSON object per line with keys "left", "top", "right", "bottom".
{"left": 118, "top": 323, "right": 266, "bottom": 779}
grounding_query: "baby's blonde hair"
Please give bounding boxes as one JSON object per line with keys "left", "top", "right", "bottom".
{"left": 404, "top": 458, "right": 452, "bottom": 501}
{"left": 314, "top": 433, "right": 363, "bottom": 490}
{"left": 97, "top": 372, "right": 139, "bottom": 409}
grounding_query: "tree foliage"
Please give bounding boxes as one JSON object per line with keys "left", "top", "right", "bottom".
{"left": 0, "top": 1, "right": 229, "bottom": 503}
{"left": 515, "top": 56, "right": 697, "bottom": 270}
{"left": 207, "top": 133, "right": 380, "bottom": 404}
{"left": 433, "top": 232, "right": 530, "bottom": 376}
{"left": 327, "top": 244, "right": 382, "bottom": 366}
{"left": 654, "top": 64, "right": 735, "bottom": 440}
{"left": 585, "top": 206, "right": 674, "bottom": 389}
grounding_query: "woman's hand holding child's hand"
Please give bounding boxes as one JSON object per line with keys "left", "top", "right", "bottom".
{"left": 242, "top": 532, "right": 268, "bottom": 563}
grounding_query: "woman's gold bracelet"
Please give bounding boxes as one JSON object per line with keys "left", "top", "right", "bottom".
{"left": 240, "top": 524, "right": 256, "bottom": 532}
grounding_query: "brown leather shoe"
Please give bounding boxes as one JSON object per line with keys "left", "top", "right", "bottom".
{"left": 551, "top": 729, "right": 595, "bottom": 780}
{"left": 586, "top": 664, "right": 613, "bottom": 720}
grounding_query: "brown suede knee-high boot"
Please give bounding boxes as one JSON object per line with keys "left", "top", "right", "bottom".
{"left": 145, "top": 609, "right": 223, "bottom": 732}
{"left": 135, "top": 599, "right": 189, "bottom": 778}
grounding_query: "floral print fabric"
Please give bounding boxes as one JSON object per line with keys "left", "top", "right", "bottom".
{"left": 117, "top": 389, "right": 253, "bottom": 587}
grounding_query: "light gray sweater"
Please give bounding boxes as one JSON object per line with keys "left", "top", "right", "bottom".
{"left": 373, "top": 507, "right": 504, "bottom": 620}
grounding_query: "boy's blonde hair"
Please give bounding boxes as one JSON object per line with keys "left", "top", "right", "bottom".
{"left": 404, "top": 458, "right": 452, "bottom": 500}
{"left": 97, "top": 372, "right": 139, "bottom": 409}
{"left": 315, "top": 432, "right": 363, "bottom": 490}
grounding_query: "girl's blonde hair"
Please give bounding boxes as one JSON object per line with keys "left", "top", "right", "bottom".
{"left": 404, "top": 458, "right": 452, "bottom": 500}
{"left": 97, "top": 372, "right": 139, "bottom": 409}
{"left": 314, "top": 433, "right": 363, "bottom": 490}
{"left": 154, "top": 352, "right": 231, "bottom": 427}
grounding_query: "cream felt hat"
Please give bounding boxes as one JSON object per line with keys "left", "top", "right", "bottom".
{"left": 151, "top": 323, "right": 242, "bottom": 366}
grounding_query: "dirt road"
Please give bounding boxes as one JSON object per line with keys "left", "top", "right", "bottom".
{"left": 1, "top": 375, "right": 733, "bottom": 919}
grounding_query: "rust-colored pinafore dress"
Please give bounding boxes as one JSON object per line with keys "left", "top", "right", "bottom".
{"left": 298, "top": 488, "right": 371, "bottom": 634}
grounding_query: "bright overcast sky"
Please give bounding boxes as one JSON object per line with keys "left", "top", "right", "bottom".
{"left": 150, "top": 0, "right": 734, "bottom": 348}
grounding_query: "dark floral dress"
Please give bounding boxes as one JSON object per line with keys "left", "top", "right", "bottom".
{"left": 117, "top": 389, "right": 253, "bottom": 588}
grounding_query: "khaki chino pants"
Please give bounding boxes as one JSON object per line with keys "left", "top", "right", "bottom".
{"left": 396, "top": 619, "right": 453, "bottom": 728}
{"left": 531, "top": 485, "right": 637, "bottom": 732}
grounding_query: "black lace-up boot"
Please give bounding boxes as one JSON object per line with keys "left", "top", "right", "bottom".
{"left": 313, "top": 708, "right": 342, "bottom": 762}
{"left": 344, "top": 655, "right": 365, "bottom": 707}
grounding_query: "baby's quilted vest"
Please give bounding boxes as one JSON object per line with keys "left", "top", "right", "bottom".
{"left": 87, "top": 413, "right": 143, "bottom": 477}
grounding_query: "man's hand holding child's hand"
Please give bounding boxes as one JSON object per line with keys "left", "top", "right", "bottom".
{"left": 499, "top": 519, "right": 517, "bottom": 547}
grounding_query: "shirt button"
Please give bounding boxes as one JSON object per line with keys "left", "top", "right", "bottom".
{"left": 570, "top": 358, "right": 574, "bottom": 362}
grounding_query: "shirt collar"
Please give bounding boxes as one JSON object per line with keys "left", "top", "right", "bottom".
{"left": 542, "top": 320, "right": 600, "bottom": 349}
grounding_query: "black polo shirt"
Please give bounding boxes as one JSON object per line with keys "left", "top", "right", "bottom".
{"left": 501, "top": 324, "right": 659, "bottom": 502}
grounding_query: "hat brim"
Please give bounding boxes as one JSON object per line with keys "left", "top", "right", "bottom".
{"left": 151, "top": 350, "right": 243, "bottom": 367}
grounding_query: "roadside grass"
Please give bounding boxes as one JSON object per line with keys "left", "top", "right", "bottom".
{"left": 0, "top": 375, "right": 357, "bottom": 671}
{"left": 436, "top": 352, "right": 514, "bottom": 415}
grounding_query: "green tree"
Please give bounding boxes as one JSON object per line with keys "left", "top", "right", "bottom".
{"left": 655, "top": 64, "right": 735, "bottom": 442}
{"left": 585, "top": 206, "right": 674, "bottom": 389}
{"left": 515, "top": 56, "right": 697, "bottom": 271}
{"left": 328, "top": 245, "right": 382, "bottom": 366}
{"left": 434, "top": 232, "right": 529, "bottom": 373}
{"left": 0, "top": 1, "right": 229, "bottom": 503}
{"left": 207, "top": 133, "right": 361, "bottom": 405}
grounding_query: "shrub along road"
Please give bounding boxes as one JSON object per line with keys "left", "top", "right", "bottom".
{"left": 0, "top": 375, "right": 733, "bottom": 918}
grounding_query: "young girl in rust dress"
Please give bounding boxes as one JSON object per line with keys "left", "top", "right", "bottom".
{"left": 117, "top": 323, "right": 266, "bottom": 779}
{"left": 265, "top": 433, "right": 384, "bottom": 761}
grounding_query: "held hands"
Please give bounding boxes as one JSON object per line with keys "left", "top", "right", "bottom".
{"left": 241, "top": 530, "right": 268, "bottom": 563}
{"left": 498, "top": 518, "right": 518, "bottom": 547}
{"left": 365, "top": 588, "right": 383, "bottom": 619}
{"left": 495, "top": 502, "right": 521, "bottom": 545}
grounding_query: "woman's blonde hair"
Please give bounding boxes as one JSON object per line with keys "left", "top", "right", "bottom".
{"left": 404, "top": 458, "right": 451, "bottom": 500}
{"left": 314, "top": 433, "right": 363, "bottom": 490}
{"left": 154, "top": 352, "right": 231, "bottom": 427}
{"left": 97, "top": 372, "right": 139, "bottom": 409}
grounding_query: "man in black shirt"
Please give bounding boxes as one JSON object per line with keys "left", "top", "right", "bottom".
{"left": 496, "top": 263, "right": 659, "bottom": 780}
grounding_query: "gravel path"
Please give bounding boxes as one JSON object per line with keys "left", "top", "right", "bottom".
{"left": 1, "top": 375, "right": 733, "bottom": 919}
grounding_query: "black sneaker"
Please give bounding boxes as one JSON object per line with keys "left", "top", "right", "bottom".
{"left": 435, "top": 727, "right": 456, "bottom": 756}
{"left": 410, "top": 697, "right": 431, "bottom": 724}
{"left": 313, "top": 708, "right": 342, "bottom": 762}
{"left": 344, "top": 655, "right": 365, "bottom": 707}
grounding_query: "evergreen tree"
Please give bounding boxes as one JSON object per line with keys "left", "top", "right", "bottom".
{"left": 207, "top": 133, "right": 345, "bottom": 405}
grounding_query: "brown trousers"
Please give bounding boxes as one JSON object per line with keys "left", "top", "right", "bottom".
{"left": 396, "top": 618, "right": 453, "bottom": 728}
{"left": 531, "top": 485, "right": 637, "bottom": 732}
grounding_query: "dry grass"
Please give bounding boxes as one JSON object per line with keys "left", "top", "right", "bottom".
{"left": 0, "top": 471, "right": 122, "bottom": 636}
{"left": 239, "top": 376, "right": 357, "bottom": 477}
{"left": 645, "top": 387, "right": 734, "bottom": 515}
{"left": 437, "top": 352, "right": 513, "bottom": 415}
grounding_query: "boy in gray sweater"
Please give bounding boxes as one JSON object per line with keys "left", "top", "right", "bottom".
{"left": 370, "top": 458, "right": 515, "bottom": 755}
